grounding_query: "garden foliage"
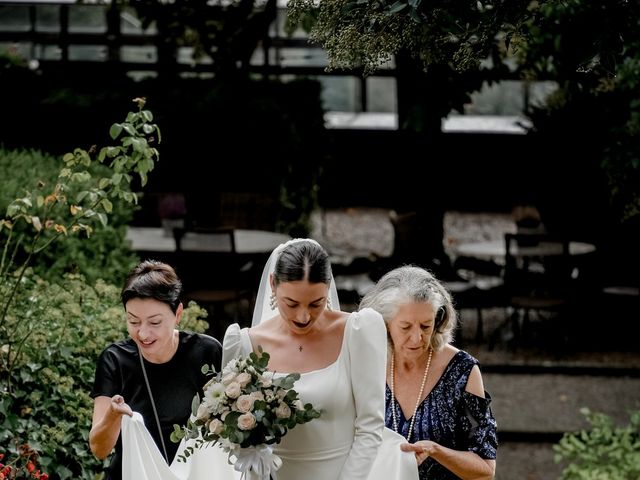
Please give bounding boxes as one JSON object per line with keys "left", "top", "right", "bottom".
{"left": 0, "top": 99, "right": 206, "bottom": 479}
{"left": 554, "top": 408, "right": 640, "bottom": 480}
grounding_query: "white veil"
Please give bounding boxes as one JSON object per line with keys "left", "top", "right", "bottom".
{"left": 251, "top": 238, "right": 341, "bottom": 327}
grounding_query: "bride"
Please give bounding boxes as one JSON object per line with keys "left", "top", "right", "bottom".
{"left": 120, "top": 238, "right": 417, "bottom": 479}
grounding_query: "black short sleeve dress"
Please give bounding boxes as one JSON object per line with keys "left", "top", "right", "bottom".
{"left": 91, "top": 331, "right": 222, "bottom": 480}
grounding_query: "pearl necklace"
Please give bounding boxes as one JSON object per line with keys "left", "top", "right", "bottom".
{"left": 390, "top": 348, "right": 433, "bottom": 442}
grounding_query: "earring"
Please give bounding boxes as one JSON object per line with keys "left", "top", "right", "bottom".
{"left": 269, "top": 292, "right": 277, "bottom": 310}
{"left": 326, "top": 296, "right": 332, "bottom": 311}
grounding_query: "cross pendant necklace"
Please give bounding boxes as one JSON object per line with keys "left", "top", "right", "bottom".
{"left": 298, "top": 345, "right": 303, "bottom": 352}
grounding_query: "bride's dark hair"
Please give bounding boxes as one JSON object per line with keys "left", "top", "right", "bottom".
{"left": 274, "top": 240, "right": 332, "bottom": 285}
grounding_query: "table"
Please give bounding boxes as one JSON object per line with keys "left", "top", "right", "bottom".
{"left": 125, "top": 227, "right": 290, "bottom": 254}
{"left": 455, "top": 239, "right": 596, "bottom": 263}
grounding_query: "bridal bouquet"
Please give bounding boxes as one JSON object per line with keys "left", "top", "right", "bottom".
{"left": 172, "top": 349, "right": 320, "bottom": 479}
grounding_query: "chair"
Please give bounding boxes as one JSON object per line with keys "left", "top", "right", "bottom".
{"left": 173, "top": 227, "right": 257, "bottom": 338}
{"left": 450, "top": 254, "right": 506, "bottom": 344}
{"left": 492, "top": 232, "right": 574, "bottom": 349}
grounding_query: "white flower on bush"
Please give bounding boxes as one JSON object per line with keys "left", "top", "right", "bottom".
{"left": 235, "top": 394, "right": 256, "bottom": 413}
{"left": 275, "top": 402, "right": 291, "bottom": 419}
{"left": 236, "top": 372, "right": 252, "bottom": 387}
{"left": 238, "top": 412, "right": 257, "bottom": 430}
{"left": 208, "top": 418, "right": 224, "bottom": 435}
{"left": 225, "top": 382, "right": 242, "bottom": 399}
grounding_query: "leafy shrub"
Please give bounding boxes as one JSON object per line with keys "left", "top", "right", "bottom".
{"left": 0, "top": 147, "right": 139, "bottom": 285}
{"left": 0, "top": 272, "right": 209, "bottom": 479}
{"left": 554, "top": 408, "right": 640, "bottom": 480}
{"left": 0, "top": 99, "right": 194, "bottom": 479}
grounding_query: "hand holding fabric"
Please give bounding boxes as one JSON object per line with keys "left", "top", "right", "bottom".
{"left": 111, "top": 394, "right": 133, "bottom": 417}
{"left": 400, "top": 440, "right": 434, "bottom": 466}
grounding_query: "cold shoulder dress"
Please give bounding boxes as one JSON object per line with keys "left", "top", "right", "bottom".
{"left": 385, "top": 350, "right": 498, "bottom": 479}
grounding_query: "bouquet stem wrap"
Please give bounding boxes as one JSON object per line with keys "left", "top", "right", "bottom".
{"left": 233, "top": 444, "right": 282, "bottom": 480}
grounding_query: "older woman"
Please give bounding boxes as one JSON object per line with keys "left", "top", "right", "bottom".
{"left": 359, "top": 265, "right": 497, "bottom": 480}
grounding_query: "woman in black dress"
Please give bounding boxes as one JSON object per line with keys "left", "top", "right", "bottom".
{"left": 89, "top": 260, "right": 222, "bottom": 480}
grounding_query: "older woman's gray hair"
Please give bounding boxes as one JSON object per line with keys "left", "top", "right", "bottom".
{"left": 359, "top": 265, "right": 457, "bottom": 350}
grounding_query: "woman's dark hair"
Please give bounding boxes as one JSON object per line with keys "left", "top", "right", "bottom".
{"left": 121, "top": 260, "right": 182, "bottom": 313}
{"left": 273, "top": 240, "right": 332, "bottom": 286}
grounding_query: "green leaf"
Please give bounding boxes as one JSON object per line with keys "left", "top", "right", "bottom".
{"left": 388, "top": 1, "right": 407, "bottom": 14}
{"left": 123, "top": 124, "right": 137, "bottom": 135}
{"left": 97, "top": 212, "right": 108, "bottom": 227}
{"left": 110, "top": 123, "right": 124, "bottom": 139}
{"left": 100, "top": 198, "right": 113, "bottom": 214}
{"left": 70, "top": 172, "right": 91, "bottom": 184}
{"left": 191, "top": 394, "right": 201, "bottom": 416}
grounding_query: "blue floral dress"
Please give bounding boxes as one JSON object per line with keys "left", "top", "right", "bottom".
{"left": 385, "top": 350, "right": 498, "bottom": 479}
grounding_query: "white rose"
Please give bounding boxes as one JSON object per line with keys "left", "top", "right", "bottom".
{"left": 225, "top": 382, "right": 242, "bottom": 399}
{"left": 250, "top": 391, "right": 264, "bottom": 402}
{"left": 293, "top": 399, "right": 304, "bottom": 411}
{"left": 222, "top": 372, "right": 238, "bottom": 385}
{"left": 196, "top": 403, "right": 210, "bottom": 421}
{"left": 237, "top": 412, "right": 257, "bottom": 430}
{"left": 235, "top": 394, "right": 256, "bottom": 413}
{"left": 275, "top": 402, "right": 291, "bottom": 419}
{"left": 236, "top": 372, "right": 252, "bottom": 387}
{"left": 208, "top": 418, "right": 224, "bottom": 435}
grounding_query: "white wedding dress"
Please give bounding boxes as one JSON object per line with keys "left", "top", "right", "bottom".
{"left": 120, "top": 239, "right": 417, "bottom": 479}
{"left": 120, "top": 310, "right": 417, "bottom": 480}
{"left": 220, "top": 309, "right": 417, "bottom": 480}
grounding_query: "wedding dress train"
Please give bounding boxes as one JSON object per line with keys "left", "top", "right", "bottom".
{"left": 121, "top": 412, "right": 416, "bottom": 479}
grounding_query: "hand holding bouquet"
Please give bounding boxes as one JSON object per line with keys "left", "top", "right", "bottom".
{"left": 172, "top": 349, "right": 320, "bottom": 479}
